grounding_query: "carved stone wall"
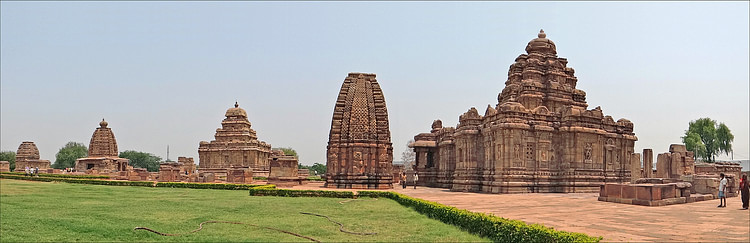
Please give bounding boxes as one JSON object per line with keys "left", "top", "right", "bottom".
{"left": 89, "top": 119, "right": 119, "bottom": 157}
{"left": 13, "top": 141, "right": 51, "bottom": 172}
{"left": 198, "top": 102, "right": 271, "bottom": 171}
{"left": 411, "top": 30, "right": 637, "bottom": 193}
{"left": 326, "top": 73, "right": 393, "bottom": 189}
{"left": 74, "top": 120, "right": 129, "bottom": 172}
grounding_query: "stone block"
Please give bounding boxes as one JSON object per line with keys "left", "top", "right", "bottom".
{"left": 622, "top": 185, "right": 636, "bottom": 199}
{"left": 636, "top": 186, "right": 653, "bottom": 201}
{"left": 606, "top": 184, "right": 622, "bottom": 198}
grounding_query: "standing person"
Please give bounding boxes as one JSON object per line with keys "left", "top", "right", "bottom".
{"left": 718, "top": 173, "right": 727, "bottom": 208}
{"left": 740, "top": 174, "right": 749, "bottom": 210}
{"left": 413, "top": 172, "right": 418, "bottom": 189}
{"left": 401, "top": 173, "right": 406, "bottom": 189}
{"left": 24, "top": 166, "right": 29, "bottom": 176}
{"left": 35, "top": 167, "right": 39, "bottom": 176}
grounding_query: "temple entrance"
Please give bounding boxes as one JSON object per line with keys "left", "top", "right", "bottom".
{"left": 86, "top": 164, "right": 95, "bottom": 170}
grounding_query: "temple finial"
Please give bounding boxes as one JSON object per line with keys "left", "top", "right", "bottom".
{"left": 538, "top": 29, "right": 546, "bottom": 38}
{"left": 234, "top": 101, "right": 239, "bottom": 108}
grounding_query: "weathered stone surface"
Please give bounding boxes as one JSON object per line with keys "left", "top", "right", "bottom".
{"left": 643, "top": 149, "right": 653, "bottom": 178}
{"left": 0, "top": 161, "right": 9, "bottom": 172}
{"left": 326, "top": 73, "right": 393, "bottom": 189}
{"left": 655, "top": 144, "right": 695, "bottom": 179}
{"left": 226, "top": 167, "right": 252, "bottom": 184}
{"left": 14, "top": 141, "right": 51, "bottom": 172}
{"left": 74, "top": 119, "right": 129, "bottom": 172}
{"left": 411, "top": 30, "right": 637, "bottom": 193}
{"left": 268, "top": 150, "right": 305, "bottom": 187}
{"left": 158, "top": 162, "right": 181, "bottom": 182}
{"left": 198, "top": 102, "right": 271, "bottom": 172}
{"left": 177, "top": 157, "right": 196, "bottom": 175}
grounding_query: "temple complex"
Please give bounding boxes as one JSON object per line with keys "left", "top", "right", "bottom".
{"left": 326, "top": 72, "right": 394, "bottom": 189}
{"left": 75, "top": 119, "right": 130, "bottom": 172}
{"left": 198, "top": 102, "right": 271, "bottom": 177}
{"left": 411, "top": 30, "right": 637, "bottom": 193}
{"left": 13, "top": 141, "right": 51, "bottom": 172}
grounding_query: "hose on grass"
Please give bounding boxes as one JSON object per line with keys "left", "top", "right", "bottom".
{"left": 299, "top": 212, "right": 377, "bottom": 235}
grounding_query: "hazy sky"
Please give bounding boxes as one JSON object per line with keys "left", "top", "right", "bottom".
{"left": 2, "top": 2, "right": 748, "bottom": 166}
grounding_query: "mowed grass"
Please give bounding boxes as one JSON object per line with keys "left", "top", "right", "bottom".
{"left": 0, "top": 179, "right": 489, "bottom": 242}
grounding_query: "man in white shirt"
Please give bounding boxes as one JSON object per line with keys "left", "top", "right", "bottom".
{"left": 718, "top": 173, "right": 727, "bottom": 208}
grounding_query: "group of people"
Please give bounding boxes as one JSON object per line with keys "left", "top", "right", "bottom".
{"left": 23, "top": 166, "right": 40, "bottom": 176}
{"left": 399, "top": 172, "right": 418, "bottom": 189}
{"left": 717, "top": 172, "right": 749, "bottom": 210}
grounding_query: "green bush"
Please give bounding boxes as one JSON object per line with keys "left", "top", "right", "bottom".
{"left": 156, "top": 182, "right": 271, "bottom": 190}
{"left": 357, "top": 191, "right": 601, "bottom": 243}
{"left": 0, "top": 174, "right": 153, "bottom": 187}
{"left": 248, "top": 186, "right": 354, "bottom": 198}
{"left": 1, "top": 171, "right": 109, "bottom": 179}
{"left": 252, "top": 177, "right": 268, "bottom": 180}
{"left": 306, "top": 176, "right": 325, "bottom": 181}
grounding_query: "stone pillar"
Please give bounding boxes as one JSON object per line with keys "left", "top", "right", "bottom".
{"left": 643, "top": 149, "right": 653, "bottom": 178}
{"left": 630, "top": 153, "right": 641, "bottom": 183}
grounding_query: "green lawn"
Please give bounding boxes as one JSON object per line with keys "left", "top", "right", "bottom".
{"left": 0, "top": 179, "right": 489, "bottom": 242}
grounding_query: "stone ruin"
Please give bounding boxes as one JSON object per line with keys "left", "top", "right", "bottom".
{"left": 198, "top": 102, "right": 271, "bottom": 181}
{"left": 158, "top": 162, "right": 181, "bottom": 182}
{"left": 268, "top": 150, "right": 306, "bottom": 187}
{"left": 326, "top": 72, "right": 394, "bottom": 189}
{"left": 599, "top": 144, "right": 743, "bottom": 206}
{"left": 411, "top": 30, "right": 637, "bottom": 193}
{"left": 177, "top": 157, "right": 196, "bottom": 175}
{"left": 13, "top": 141, "right": 51, "bottom": 172}
{"left": 75, "top": 119, "right": 130, "bottom": 173}
{"left": 0, "top": 161, "right": 10, "bottom": 172}
{"left": 226, "top": 167, "right": 253, "bottom": 184}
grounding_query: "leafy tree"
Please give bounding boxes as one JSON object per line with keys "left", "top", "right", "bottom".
{"left": 119, "top": 150, "right": 162, "bottom": 172}
{"left": 309, "top": 163, "right": 326, "bottom": 175}
{"left": 53, "top": 142, "right": 88, "bottom": 169}
{"left": 273, "top": 147, "right": 298, "bottom": 158}
{"left": 0, "top": 151, "right": 16, "bottom": 171}
{"left": 682, "top": 118, "right": 734, "bottom": 162}
{"left": 298, "top": 163, "right": 326, "bottom": 176}
{"left": 401, "top": 140, "right": 416, "bottom": 169}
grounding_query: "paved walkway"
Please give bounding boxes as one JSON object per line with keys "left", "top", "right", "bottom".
{"left": 295, "top": 182, "right": 750, "bottom": 242}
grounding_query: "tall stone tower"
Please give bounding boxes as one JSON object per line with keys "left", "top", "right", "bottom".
{"left": 75, "top": 119, "right": 129, "bottom": 172}
{"left": 88, "top": 119, "right": 119, "bottom": 157}
{"left": 326, "top": 73, "right": 393, "bottom": 189}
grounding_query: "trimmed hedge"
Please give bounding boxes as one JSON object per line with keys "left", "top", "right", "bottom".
{"left": 156, "top": 182, "right": 272, "bottom": 190}
{"left": 1, "top": 171, "right": 109, "bottom": 179}
{"left": 248, "top": 186, "right": 354, "bottom": 198}
{"left": 0, "top": 174, "right": 272, "bottom": 190}
{"left": 0, "top": 174, "right": 153, "bottom": 187}
{"left": 358, "top": 191, "right": 601, "bottom": 243}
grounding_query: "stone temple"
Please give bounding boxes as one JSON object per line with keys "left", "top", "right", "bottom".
{"left": 13, "top": 141, "right": 51, "bottom": 171}
{"left": 411, "top": 30, "right": 637, "bottom": 193}
{"left": 198, "top": 102, "right": 271, "bottom": 175}
{"left": 326, "top": 72, "right": 393, "bottom": 189}
{"left": 75, "top": 119, "right": 130, "bottom": 172}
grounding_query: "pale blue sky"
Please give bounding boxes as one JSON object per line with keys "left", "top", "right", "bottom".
{"left": 2, "top": 2, "right": 748, "bottom": 165}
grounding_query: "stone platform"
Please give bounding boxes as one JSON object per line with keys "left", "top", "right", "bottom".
{"left": 292, "top": 182, "right": 750, "bottom": 242}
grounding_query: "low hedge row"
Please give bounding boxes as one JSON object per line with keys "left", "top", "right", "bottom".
{"left": 0, "top": 174, "right": 154, "bottom": 187}
{"left": 1, "top": 174, "right": 272, "bottom": 190}
{"left": 357, "top": 191, "right": 601, "bottom": 243}
{"left": 1, "top": 171, "right": 109, "bottom": 179}
{"left": 156, "top": 182, "right": 272, "bottom": 190}
{"left": 248, "top": 186, "right": 354, "bottom": 198}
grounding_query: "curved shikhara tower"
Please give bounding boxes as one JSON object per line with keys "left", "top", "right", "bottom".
{"left": 326, "top": 72, "right": 393, "bottom": 189}
{"left": 411, "top": 30, "right": 638, "bottom": 193}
